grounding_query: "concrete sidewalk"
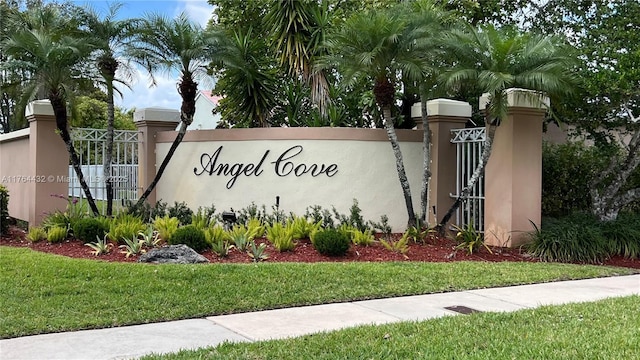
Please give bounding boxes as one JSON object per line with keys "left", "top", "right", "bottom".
{"left": 2, "top": 275, "right": 639, "bottom": 360}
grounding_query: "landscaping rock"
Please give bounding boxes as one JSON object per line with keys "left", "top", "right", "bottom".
{"left": 138, "top": 244, "right": 209, "bottom": 264}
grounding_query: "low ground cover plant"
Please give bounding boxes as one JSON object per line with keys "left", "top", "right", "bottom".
{"left": 527, "top": 212, "right": 640, "bottom": 263}
{"left": 26, "top": 226, "right": 47, "bottom": 243}
{"left": 46, "top": 225, "right": 68, "bottom": 243}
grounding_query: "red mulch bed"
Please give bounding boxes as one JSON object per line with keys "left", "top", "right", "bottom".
{"left": 1, "top": 225, "right": 639, "bottom": 269}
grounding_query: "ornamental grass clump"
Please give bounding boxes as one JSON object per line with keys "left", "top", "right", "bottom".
{"left": 169, "top": 225, "right": 208, "bottom": 253}
{"left": 380, "top": 233, "right": 410, "bottom": 255}
{"left": 266, "top": 222, "right": 295, "bottom": 252}
{"left": 289, "top": 215, "right": 322, "bottom": 240}
{"left": 338, "top": 224, "right": 375, "bottom": 246}
{"left": 526, "top": 215, "right": 609, "bottom": 264}
{"left": 153, "top": 215, "right": 180, "bottom": 242}
{"left": 108, "top": 213, "right": 145, "bottom": 244}
{"left": 47, "top": 225, "right": 68, "bottom": 243}
{"left": 601, "top": 212, "right": 640, "bottom": 259}
{"left": 313, "top": 229, "right": 350, "bottom": 256}
{"left": 26, "top": 226, "right": 47, "bottom": 243}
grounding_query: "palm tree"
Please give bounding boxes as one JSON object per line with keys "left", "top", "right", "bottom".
{"left": 210, "top": 28, "right": 278, "bottom": 127}
{"left": 130, "top": 12, "right": 214, "bottom": 207}
{"left": 2, "top": 6, "right": 101, "bottom": 215}
{"left": 436, "top": 25, "right": 576, "bottom": 232}
{"left": 85, "top": 2, "right": 137, "bottom": 216}
{"left": 265, "top": 0, "right": 331, "bottom": 118}
{"left": 324, "top": 6, "right": 436, "bottom": 228}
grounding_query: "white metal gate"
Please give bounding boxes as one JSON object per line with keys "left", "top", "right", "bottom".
{"left": 451, "top": 127, "right": 486, "bottom": 232}
{"left": 69, "top": 128, "right": 138, "bottom": 211}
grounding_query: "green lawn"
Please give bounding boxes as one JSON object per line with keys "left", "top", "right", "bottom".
{"left": 143, "top": 295, "right": 640, "bottom": 360}
{"left": 0, "top": 246, "right": 635, "bottom": 339}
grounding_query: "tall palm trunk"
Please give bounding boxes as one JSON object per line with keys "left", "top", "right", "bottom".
{"left": 419, "top": 93, "right": 432, "bottom": 223}
{"left": 105, "top": 81, "right": 115, "bottom": 216}
{"left": 437, "top": 122, "right": 496, "bottom": 235}
{"left": 99, "top": 54, "right": 118, "bottom": 216}
{"left": 50, "top": 94, "right": 100, "bottom": 216}
{"left": 135, "top": 75, "right": 197, "bottom": 207}
{"left": 382, "top": 107, "right": 417, "bottom": 228}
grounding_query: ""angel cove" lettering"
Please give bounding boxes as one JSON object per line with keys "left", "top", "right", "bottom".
{"left": 193, "top": 145, "right": 338, "bottom": 189}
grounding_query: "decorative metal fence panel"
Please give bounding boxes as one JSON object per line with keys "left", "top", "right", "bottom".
{"left": 450, "top": 127, "right": 486, "bottom": 232}
{"left": 69, "top": 128, "right": 138, "bottom": 211}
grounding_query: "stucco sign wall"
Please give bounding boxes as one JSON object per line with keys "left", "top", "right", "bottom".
{"left": 155, "top": 128, "right": 423, "bottom": 232}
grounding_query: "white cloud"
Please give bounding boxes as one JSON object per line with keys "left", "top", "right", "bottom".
{"left": 113, "top": 1, "right": 216, "bottom": 111}
{"left": 175, "top": 0, "right": 215, "bottom": 27}
{"left": 115, "top": 68, "right": 181, "bottom": 111}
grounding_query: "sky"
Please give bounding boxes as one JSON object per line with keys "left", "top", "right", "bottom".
{"left": 67, "top": 0, "right": 216, "bottom": 111}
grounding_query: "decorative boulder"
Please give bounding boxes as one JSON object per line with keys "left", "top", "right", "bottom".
{"left": 138, "top": 244, "right": 209, "bottom": 264}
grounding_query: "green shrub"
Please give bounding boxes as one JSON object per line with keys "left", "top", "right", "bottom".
{"left": 332, "top": 199, "right": 368, "bottom": 231}
{"left": 125, "top": 200, "right": 168, "bottom": 223}
{"left": 526, "top": 215, "right": 609, "bottom": 264}
{"left": 42, "top": 210, "right": 71, "bottom": 231}
{"left": 47, "top": 226, "right": 68, "bottom": 243}
{"left": 541, "top": 142, "right": 611, "bottom": 217}
{"left": 266, "top": 222, "right": 295, "bottom": 252}
{"left": 0, "top": 185, "right": 9, "bottom": 235}
{"left": 27, "top": 226, "right": 47, "bottom": 243}
{"left": 50, "top": 194, "right": 88, "bottom": 230}
{"left": 305, "top": 205, "right": 335, "bottom": 229}
{"left": 108, "top": 214, "right": 145, "bottom": 244}
{"left": 72, "top": 218, "right": 109, "bottom": 244}
{"left": 169, "top": 225, "right": 208, "bottom": 252}
{"left": 313, "top": 229, "right": 350, "bottom": 256}
{"left": 168, "top": 201, "right": 193, "bottom": 225}
{"left": 153, "top": 216, "right": 180, "bottom": 242}
{"left": 602, "top": 212, "right": 640, "bottom": 259}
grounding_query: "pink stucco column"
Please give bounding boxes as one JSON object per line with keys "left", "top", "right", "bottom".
{"left": 412, "top": 99, "right": 471, "bottom": 226}
{"left": 26, "top": 100, "right": 69, "bottom": 225}
{"left": 134, "top": 108, "right": 181, "bottom": 205}
{"left": 483, "top": 89, "right": 549, "bottom": 247}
